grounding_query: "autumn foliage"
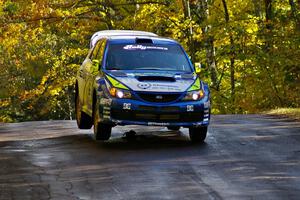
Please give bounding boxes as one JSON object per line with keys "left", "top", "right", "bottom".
{"left": 0, "top": 0, "right": 299, "bottom": 122}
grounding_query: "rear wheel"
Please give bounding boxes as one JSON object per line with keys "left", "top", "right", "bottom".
{"left": 167, "top": 126, "right": 180, "bottom": 131}
{"left": 75, "top": 90, "right": 92, "bottom": 129}
{"left": 93, "top": 99, "right": 111, "bottom": 141}
{"left": 189, "top": 127, "right": 207, "bottom": 143}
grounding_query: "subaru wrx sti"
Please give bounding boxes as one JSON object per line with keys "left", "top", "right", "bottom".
{"left": 75, "top": 30, "right": 211, "bottom": 142}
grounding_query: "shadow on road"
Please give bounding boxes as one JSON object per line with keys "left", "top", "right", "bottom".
{"left": 98, "top": 131, "right": 207, "bottom": 150}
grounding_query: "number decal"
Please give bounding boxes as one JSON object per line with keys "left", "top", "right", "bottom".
{"left": 187, "top": 105, "right": 194, "bottom": 112}
{"left": 123, "top": 103, "right": 131, "bottom": 110}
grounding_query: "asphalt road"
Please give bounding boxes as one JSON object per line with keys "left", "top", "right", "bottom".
{"left": 0, "top": 115, "right": 300, "bottom": 200}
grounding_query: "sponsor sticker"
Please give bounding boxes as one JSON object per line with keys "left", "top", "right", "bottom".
{"left": 137, "top": 83, "right": 151, "bottom": 89}
{"left": 123, "top": 45, "right": 168, "bottom": 51}
{"left": 103, "top": 107, "right": 111, "bottom": 111}
{"left": 148, "top": 122, "right": 170, "bottom": 126}
{"left": 103, "top": 115, "right": 110, "bottom": 120}
{"left": 103, "top": 111, "right": 110, "bottom": 115}
{"left": 100, "top": 98, "right": 112, "bottom": 106}
{"left": 204, "top": 101, "right": 210, "bottom": 109}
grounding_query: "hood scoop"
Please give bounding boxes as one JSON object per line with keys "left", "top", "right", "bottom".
{"left": 137, "top": 76, "right": 176, "bottom": 82}
{"left": 181, "top": 73, "right": 194, "bottom": 79}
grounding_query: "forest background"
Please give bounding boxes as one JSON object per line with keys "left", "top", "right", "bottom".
{"left": 0, "top": 0, "right": 299, "bottom": 122}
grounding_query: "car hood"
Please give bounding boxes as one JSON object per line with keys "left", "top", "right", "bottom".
{"left": 106, "top": 70, "right": 196, "bottom": 92}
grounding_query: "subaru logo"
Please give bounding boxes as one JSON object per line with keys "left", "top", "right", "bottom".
{"left": 137, "top": 83, "right": 151, "bottom": 89}
{"left": 156, "top": 95, "right": 163, "bottom": 100}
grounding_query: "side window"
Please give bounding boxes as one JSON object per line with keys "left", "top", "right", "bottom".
{"left": 95, "top": 40, "right": 106, "bottom": 68}
{"left": 90, "top": 40, "right": 102, "bottom": 60}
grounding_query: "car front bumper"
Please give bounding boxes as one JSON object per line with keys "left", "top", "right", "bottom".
{"left": 98, "top": 97, "right": 210, "bottom": 127}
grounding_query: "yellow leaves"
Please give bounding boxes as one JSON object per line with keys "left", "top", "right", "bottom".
{"left": 0, "top": 1, "right": 4, "bottom": 16}
{"left": 0, "top": 98, "right": 11, "bottom": 107}
{"left": 40, "top": 75, "right": 48, "bottom": 85}
{"left": 0, "top": 0, "right": 299, "bottom": 121}
{"left": 1, "top": 23, "right": 24, "bottom": 53}
{"left": 49, "top": 87, "right": 61, "bottom": 96}
{"left": 245, "top": 23, "right": 258, "bottom": 34}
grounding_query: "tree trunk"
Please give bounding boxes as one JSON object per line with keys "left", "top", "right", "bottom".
{"left": 289, "top": 0, "right": 300, "bottom": 30}
{"left": 221, "top": 0, "right": 235, "bottom": 109}
{"left": 251, "top": 0, "right": 263, "bottom": 18}
{"left": 67, "top": 92, "right": 73, "bottom": 120}
{"left": 104, "top": 0, "right": 114, "bottom": 30}
{"left": 205, "top": 37, "right": 218, "bottom": 88}
{"left": 194, "top": 0, "right": 218, "bottom": 88}
{"left": 181, "top": 0, "right": 188, "bottom": 16}
{"left": 264, "top": 0, "right": 273, "bottom": 51}
{"left": 265, "top": 0, "right": 273, "bottom": 31}
{"left": 263, "top": 0, "right": 284, "bottom": 106}
{"left": 181, "top": 0, "right": 195, "bottom": 62}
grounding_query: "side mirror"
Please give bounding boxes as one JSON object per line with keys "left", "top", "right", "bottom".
{"left": 92, "top": 59, "right": 100, "bottom": 66}
{"left": 91, "top": 59, "right": 100, "bottom": 75}
{"left": 194, "top": 62, "right": 201, "bottom": 74}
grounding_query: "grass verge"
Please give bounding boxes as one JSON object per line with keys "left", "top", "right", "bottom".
{"left": 265, "top": 108, "right": 300, "bottom": 121}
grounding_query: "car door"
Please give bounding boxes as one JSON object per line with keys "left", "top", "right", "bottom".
{"left": 78, "top": 47, "right": 96, "bottom": 110}
{"left": 85, "top": 39, "right": 106, "bottom": 112}
{"left": 82, "top": 40, "right": 102, "bottom": 114}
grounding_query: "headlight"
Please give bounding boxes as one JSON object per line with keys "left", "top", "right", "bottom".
{"left": 183, "top": 90, "right": 205, "bottom": 101}
{"left": 116, "top": 90, "right": 124, "bottom": 98}
{"left": 109, "top": 87, "right": 131, "bottom": 99}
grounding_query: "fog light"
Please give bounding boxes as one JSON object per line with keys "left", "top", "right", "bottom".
{"left": 109, "top": 87, "right": 117, "bottom": 97}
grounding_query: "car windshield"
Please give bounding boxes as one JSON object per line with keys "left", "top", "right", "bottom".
{"left": 105, "top": 43, "right": 192, "bottom": 72}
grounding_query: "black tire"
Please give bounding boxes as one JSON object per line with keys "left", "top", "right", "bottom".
{"left": 189, "top": 126, "right": 207, "bottom": 143}
{"left": 75, "top": 90, "right": 93, "bottom": 129}
{"left": 93, "top": 99, "right": 111, "bottom": 141}
{"left": 167, "top": 126, "right": 180, "bottom": 131}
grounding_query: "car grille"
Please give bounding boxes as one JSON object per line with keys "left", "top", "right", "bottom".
{"left": 136, "top": 93, "right": 182, "bottom": 103}
{"left": 111, "top": 110, "right": 203, "bottom": 123}
{"left": 138, "top": 106, "right": 180, "bottom": 112}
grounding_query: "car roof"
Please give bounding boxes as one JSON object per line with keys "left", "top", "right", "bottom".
{"left": 90, "top": 30, "right": 158, "bottom": 48}
{"left": 107, "top": 36, "right": 178, "bottom": 45}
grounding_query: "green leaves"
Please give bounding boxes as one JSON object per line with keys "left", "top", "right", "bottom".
{"left": 3, "top": 1, "right": 19, "bottom": 15}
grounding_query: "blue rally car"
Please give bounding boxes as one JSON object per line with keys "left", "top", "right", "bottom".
{"left": 75, "top": 30, "right": 210, "bottom": 142}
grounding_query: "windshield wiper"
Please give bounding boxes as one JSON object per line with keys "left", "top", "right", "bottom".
{"left": 107, "top": 67, "right": 121, "bottom": 70}
{"left": 138, "top": 68, "right": 162, "bottom": 70}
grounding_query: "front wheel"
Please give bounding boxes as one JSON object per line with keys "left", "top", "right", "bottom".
{"left": 189, "top": 127, "right": 207, "bottom": 143}
{"left": 93, "top": 100, "right": 111, "bottom": 141}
